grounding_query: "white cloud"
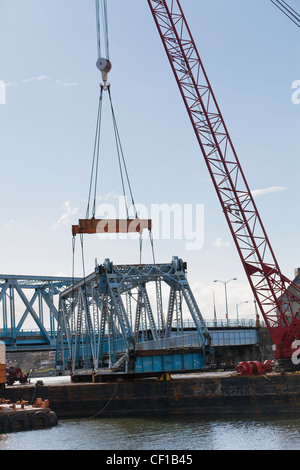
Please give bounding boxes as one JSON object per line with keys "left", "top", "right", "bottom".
{"left": 4, "top": 81, "right": 17, "bottom": 87}
{"left": 7, "top": 76, "right": 79, "bottom": 88}
{"left": 251, "top": 186, "right": 286, "bottom": 198}
{"left": 52, "top": 201, "right": 79, "bottom": 231}
{"left": 2, "top": 220, "right": 25, "bottom": 229}
{"left": 51, "top": 80, "right": 79, "bottom": 88}
{"left": 213, "top": 237, "right": 230, "bottom": 248}
{"left": 23, "top": 75, "right": 51, "bottom": 83}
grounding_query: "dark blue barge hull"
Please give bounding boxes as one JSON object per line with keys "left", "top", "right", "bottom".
{"left": 3, "top": 372, "right": 300, "bottom": 419}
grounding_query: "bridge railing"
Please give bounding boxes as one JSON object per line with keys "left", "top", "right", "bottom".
{"left": 182, "top": 318, "right": 261, "bottom": 329}
{"left": 137, "top": 331, "right": 202, "bottom": 351}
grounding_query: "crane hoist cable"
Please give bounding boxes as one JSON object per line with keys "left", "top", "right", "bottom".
{"left": 86, "top": 86, "right": 103, "bottom": 220}
{"left": 95, "top": 0, "right": 112, "bottom": 87}
{"left": 92, "top": 0, "right": 138, "bottom": 220}
{"left": 107, "top": 86, "right": 138, "bottom": 221}
{"left": 73, "top": 0, "right": 155, "bottom": 267}
{"left": 270, "top": 0, "right": 300, "bottom": 28}
{"left": 95, "top": 0, "right": 110, "bottom": 61}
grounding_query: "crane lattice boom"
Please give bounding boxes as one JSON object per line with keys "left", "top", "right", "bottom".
{"left": 147, "top": 0, "right": 300, "bottom": 360}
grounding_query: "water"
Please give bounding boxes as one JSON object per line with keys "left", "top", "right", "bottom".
{"left": 1, "top": 413, "right": 300, "bottom": 451}
{"left": 1, "top": 375, "right": 300, "bottom": 451}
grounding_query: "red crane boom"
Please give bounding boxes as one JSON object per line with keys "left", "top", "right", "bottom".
{"left": 147, "top": 0, "right": 300, "bottom": 365}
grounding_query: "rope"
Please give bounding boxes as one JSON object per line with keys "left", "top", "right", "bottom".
{"left": 30, "top": 382, "right": 39, "bottom": 405}
{"left": 86, "top": 381, "right": 120, "bottom": 419}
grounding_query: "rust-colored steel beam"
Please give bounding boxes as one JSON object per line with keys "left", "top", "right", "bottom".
{"left": 72, "top": 218, "right": 152, "bottom": 236}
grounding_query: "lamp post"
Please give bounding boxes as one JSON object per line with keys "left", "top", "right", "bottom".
{"left": 214, "top": 278, "right": 237, "bottom": 320}
{"left": 236, "top": 301, "right": 249, "bottom": 324}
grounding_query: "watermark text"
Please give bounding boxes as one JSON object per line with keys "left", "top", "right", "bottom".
{"left": 292, "top": 80, "right": 300, "bottom": 105}
{"left": 93, "top": 197, "right": 205, "bottom": 251}
{"left": 0, "top": 81, "right": 6, "bottom": 104}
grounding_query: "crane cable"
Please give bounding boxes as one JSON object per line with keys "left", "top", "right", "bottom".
{"left": 270, "top": 0, "right": 300, "bottom": 28}
{"left": 84, "top": 0, "right": 155, "bottom": 265}
{"left": 86, "top": 86, "right": 104, "bottom": 219}
{"left": 86, "top": 0, "right": 135, "bottom": 221}
{"left": 107, "top": 86, "right": 137, "bottom": 221}
{"left": 95, "top": 0, "right": 110, "bottom": 61}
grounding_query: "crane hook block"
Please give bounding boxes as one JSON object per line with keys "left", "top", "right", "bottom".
{"left": 72, "top": 217, "right": 152, "bottom": 236}
{"left": 96, "top": 58, "right": 112, "bottom": 83}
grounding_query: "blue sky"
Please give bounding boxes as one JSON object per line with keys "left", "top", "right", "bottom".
{"left": 0, "top": 0, "right": 299, "bottom": 321}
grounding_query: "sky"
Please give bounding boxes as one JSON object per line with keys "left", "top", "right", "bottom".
{"left": 0, "top": 0, "right": 300, "bottom": 323}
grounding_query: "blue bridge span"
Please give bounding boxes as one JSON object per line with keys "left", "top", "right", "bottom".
{"left": 0, "top": 274, "right": 260, "bottom": 352}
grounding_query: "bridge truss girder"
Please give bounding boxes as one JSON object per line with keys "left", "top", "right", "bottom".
{"left": 0, "top": 275, "right": 79, "bottom": 347}
{"left": 56, "top": 256, "right": 211, "bottom": 375}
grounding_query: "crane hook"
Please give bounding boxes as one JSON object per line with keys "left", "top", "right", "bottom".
{"left": 96, "top": 57, "right": 112, "bottom": 89}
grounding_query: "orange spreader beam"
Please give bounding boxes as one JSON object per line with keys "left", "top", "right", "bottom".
{"left": 72, "top": 218, "right": 152, "bottom": 236}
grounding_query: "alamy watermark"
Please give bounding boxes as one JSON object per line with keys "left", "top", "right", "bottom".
{"left": 291, "top": 340, "right": 300, "bottom": 365}
{"left": 0, "top": 81, "right": 6, "bottom": 104}
{"left": 93, "top": 197, "right": 205, "bottom": 251}
{"left": 292, "top": 80, "right": 300, "bottom": 104}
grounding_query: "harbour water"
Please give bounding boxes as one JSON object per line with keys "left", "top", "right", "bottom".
{"left": 1, "top": 375, "right": 300, "bottom": 451}
{"left": 1, "top": 413, "right": 300, "bottom": 451}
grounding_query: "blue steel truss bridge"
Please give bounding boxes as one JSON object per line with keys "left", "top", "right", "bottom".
{"left": 0, "top": 271, "right": 260, "bottom": 362}
{"left": 0, "top": 274, "right": 80, "bottom": 349}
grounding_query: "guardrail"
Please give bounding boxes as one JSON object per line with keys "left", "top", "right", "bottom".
{"left": 137, "top": 332, "right": 202, "bottom": 351}
{"left": 182, "top": 318, "right": 260, "bottom": 328}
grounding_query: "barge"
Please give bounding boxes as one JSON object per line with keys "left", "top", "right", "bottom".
{"left": 3, "top": 371, "right": 300, "bottom": 419}
{"left": 0, "top": 398, "right": 58, "bottom": 433}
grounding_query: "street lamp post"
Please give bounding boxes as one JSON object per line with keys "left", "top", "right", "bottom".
{"left": 214, "top": 278, "right": 237, "bottom": 320}
{"left": 236, "top": 301, "right": 249, "bottom": 324}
